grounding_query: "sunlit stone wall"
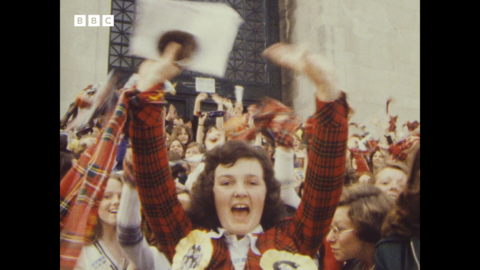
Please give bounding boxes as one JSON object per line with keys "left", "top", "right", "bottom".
{"left": 279, "top": 0, "right": 420, "bottom": 138}
{"left": 60, "top": 0, "right": 111, "bottom": 117}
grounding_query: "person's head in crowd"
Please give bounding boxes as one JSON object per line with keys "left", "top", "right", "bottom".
{"left": 90, "top": 172, "right": 123, "bottom": 242}
{"left": 374, "top": 164, "right": 408, "bottom": 201}
{"left": 357, "top": 172, "right": 374, "bottom": 185}
{"left": 369, "top": 148, "right": 386, "bottom": 173}
{"left": 344, "top": 150, "right": 358, "bottom": 186}
{"left": 187, "top": 140, "right": 285, "bottom": 237}
{"left": 326, "top": 184, "right": 394, "bottom": 269}
{"left": 203, "top": 124, "right": 226, "bottom": 152}
{"left": 185, "top": 142, "right": 204, "bottom": 159}
{"left": 171, "top": 124, "right": 193, "bottom": 146}
{"left": 60, "top": 151, "right": 76, "bottom": 181}
{"left": 167, "top": 138, "right": 186, "bottom": 158}
{"left": 382, "top": 147, "right": 420, "bottom": 238}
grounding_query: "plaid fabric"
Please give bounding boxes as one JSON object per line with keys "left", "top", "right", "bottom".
{"left": 60, "top": 139, "right": 98, "bottom": 228}
{"left": 226, "top": 97, "right": 302, "bottom": 148}
{"left": 129, "top": 84, "right": 193, "bottom": 261}
{"left": 388, "top": 135, "right": 420, "bottom": 161}
{"left": 59, "top": 91, "right": 131, "bottom": 270}
{"left": 253, "top": 98, "right": 301, "bottom": 148}
{"left": 131, "top": 89, "right": 348, "bottom": 269}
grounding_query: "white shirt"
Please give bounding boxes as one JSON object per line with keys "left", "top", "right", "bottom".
{"left": 207, "top": 225, "right": 263, "bottom": 270}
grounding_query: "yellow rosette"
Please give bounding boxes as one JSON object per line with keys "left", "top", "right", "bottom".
{"left": 259, "top": 249, "right": 317, "bottom": 270}
{"left": 172, "top": 230, "right": 213, "bottom": 270}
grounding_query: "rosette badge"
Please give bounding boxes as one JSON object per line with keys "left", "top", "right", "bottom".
{"left": 259, "top": 250, "right": 317, "bottom": 270}
{"left": 172, "top": 230, "right": 213, "bottom": 270}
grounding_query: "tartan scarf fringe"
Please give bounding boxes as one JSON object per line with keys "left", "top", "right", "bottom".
{"left": 60, "top": 91, "right": 133, "bottom": 270}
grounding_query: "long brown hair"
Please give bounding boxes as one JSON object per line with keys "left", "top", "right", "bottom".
{"left": 88, "top": 173, "right": 124, "bottom": 243}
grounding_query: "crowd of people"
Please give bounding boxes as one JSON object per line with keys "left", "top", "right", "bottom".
{"left": 60, "top": 40, "right": 420, "bottom": 270}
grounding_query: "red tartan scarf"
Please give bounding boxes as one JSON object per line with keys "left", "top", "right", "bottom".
{"left": 60, "top": 90, "right": 133, "bottom": 270}
{"left": 226, "top": 97, "right": 301, "bottom": 148}
{"left": 387, "top": 135, "right": 420, "bottom": 161}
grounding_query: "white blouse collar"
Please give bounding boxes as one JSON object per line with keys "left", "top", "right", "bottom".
{"left": 207, "top": 225, "right": 264, "bottom": 255}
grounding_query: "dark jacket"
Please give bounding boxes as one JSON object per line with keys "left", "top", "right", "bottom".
{"left": 375, "top": 234, "right": 420, "bottom": 270}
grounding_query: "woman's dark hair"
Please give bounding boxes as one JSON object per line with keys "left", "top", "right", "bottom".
{"left": 368, "top": 148, "right": 382, "bottom": 172}
{"left": 187, "top": 140, "right": 285, "bottom": 232}
{"left": 381, "top": 147, "right": 420, "bottom": 238}
{"left": 338, "top": 184, "right": 394, "bottom": 244}
{"left": 157, "top": 30, "right": 197, "bottom": 61}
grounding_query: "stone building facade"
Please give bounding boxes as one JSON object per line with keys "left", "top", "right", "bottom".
{"left": 61, "top": 0, "right": 419, "bottom": 138}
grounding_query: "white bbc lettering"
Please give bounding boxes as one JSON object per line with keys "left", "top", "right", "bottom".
{"left": 103, "top": 15, "right": 114, "bottom": 27}
{"left": 74, "top": 15, "right": 113, "bottom": 27}
{"left": 74, "top": 15, "right": 86, "bottom": 27}
{"left": 89, "top": 15, "right": 100, "bottom": 27}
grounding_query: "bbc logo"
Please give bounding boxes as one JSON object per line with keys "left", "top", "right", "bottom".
{"left": 74, "top": 15, "right": 114, "bottom": 27}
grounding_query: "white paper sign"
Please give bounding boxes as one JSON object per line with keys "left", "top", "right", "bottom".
{"left": 195, "top": 78, "right": 216, "bottom": 93}
{"left": 130, "top": 0, "right": 243, "bottom": 78}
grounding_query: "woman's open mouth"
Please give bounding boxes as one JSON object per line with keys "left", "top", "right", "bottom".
{"left": 231, "top": 204, "right": 250, "bottom": 219}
